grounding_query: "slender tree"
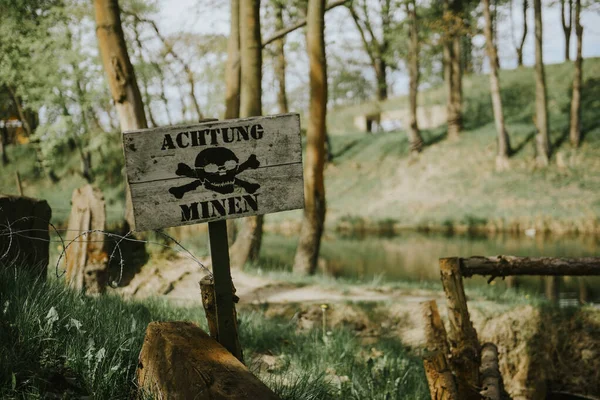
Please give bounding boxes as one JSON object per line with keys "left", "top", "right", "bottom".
{"left": 569, "top": 0, "right": 583, "bottom": 147}
{"left": 511, "top": 0, "right": 528, "bottom": 67}
{"left": 443, "top": 0, "right": 463, "bottom": 139}
{"left": 294, "top": 0, "right": 327, "bottom": 275}
{"left": 273, "top": 0, "right": 289, "bottom": 113}
{"left": 483, "top": 0, "right": 512, "bottom": 169}
{"left": 348, "top": 0, "right": 393, "bottom": 101}
{"left": 561, "top": 0, "right": 573, "bottom": 61}
{"left": 225, "top": 0, "right": 241, "bottom": 120}
{"left": 229, "top": 0, "right": 264, "bottom": 268}
{"left": 405, "top": 0, "right": 423, "bottom": 153}
{"left": 533, "top": 0, "right": 551, "bottom": 166}
{"left": 0, "top": 124, "right": 8, "bottom": 165}
{"left": 94, "top": 0, "right": 148, "bottom": 227}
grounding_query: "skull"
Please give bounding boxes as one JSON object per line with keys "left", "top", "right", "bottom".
{"left": 194, "top": 148, "right": 239, "bottom": 194}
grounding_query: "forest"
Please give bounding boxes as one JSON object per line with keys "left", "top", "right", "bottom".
{"left": 1, "top": 0, "right": 600, "bottom": 399}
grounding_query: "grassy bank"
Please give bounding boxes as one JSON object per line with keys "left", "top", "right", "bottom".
{"left": 0, "top": 266, "right": 429, "bottom": 399}
{"left": 1, "top": 60, "right": 599, "bottom": 233}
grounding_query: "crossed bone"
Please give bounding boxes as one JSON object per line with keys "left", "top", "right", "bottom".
{"left": 168, "top": 154, "right": 261, "bottom": 199}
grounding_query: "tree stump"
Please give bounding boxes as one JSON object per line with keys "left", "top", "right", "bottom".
{"left": 0, "top": 194, "right": 51, "bottom": 280}
{"left": 65, "top": 185, "right": 107, "bottom": 294}
{"left": 137, "top": 321, "right": 280, "bottom": 400}
{"left": 423, "top": 351, "right": 459, "bottom": 400}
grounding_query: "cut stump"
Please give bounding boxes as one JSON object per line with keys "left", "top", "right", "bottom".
{"left": 137, "top": 321, "right": 280, "bottom": 400}
{"left": 0, "top": 194, "right": 52, "bottom": 280}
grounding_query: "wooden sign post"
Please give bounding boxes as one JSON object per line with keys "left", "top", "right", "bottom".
{"left": 122, "top": 113, "right": 304, "bottom": 359}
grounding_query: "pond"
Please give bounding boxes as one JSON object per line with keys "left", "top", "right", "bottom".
{"left": 258, "top": 231, "right": 600, "bottom": 303}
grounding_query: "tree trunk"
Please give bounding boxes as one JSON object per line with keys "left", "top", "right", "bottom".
{"left": 374, "top": 58, "right": 388, "bottom": 101}
{"left": 517, "top": 0, "right": 528, "bottom": 67}
{"left": 406, "top": 0, "right": 423, "bottom": 153}
{"left": 229, "top": 0, "right": 264, "bottom": 268}
{"left": 273, "top": 1, "right": 289, "bottom": 113}
{"left": 293, "top": 0, "right": 327, "bottom": 276}
{"left": 443, "top": 0, "right": 462, "bottom": 140}
{"left": 561, "top": 0, "right": 572, "bottom": 61}
{"left": 132, "top": 21, "right": 158, "bottom": 128}
{"left": 569, "top": 0, "right": 582, "bottom": 148}
{"left": 94, "top": 0, "right": 148, "bottom": 229}
{"left": 0, "top": 125, "right": 8, "bottom": 165}
{"left": 533, "top": 0, "right": 551, "bottom": 166}
{"left": 225, "top": 0, "right": 241, "bottom": 120}
{"left": 483, "top": 0, "right": 512, "bottom": 170}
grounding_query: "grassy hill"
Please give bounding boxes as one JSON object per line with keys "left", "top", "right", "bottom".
{"left": 1, "top": 59, "right": 599, "bottom": 233}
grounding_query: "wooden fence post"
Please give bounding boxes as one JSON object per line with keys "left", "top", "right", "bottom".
{"left": 423, "top": 351, "right": 459, "bottom": 400}
{"left": 65, "top": 185, "right": 107, "bottom": 294}
{"left": 439, "top": 257, "right": 480, "bottom": 398}
{"left": 479, "top": 342, "right": 507, "bottom": 400}
{"left": 420, "top": 300, "right": 450, "bottom": 356}
{"left": 200, "top": 275, "right": 219, "bottom": 339}
{"left": 208, "top": 220, "right": 244, "bottom": 363}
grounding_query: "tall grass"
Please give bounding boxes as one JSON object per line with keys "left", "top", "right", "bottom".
{"left": 0, "top": 265, "right": 429, "bottom": 399}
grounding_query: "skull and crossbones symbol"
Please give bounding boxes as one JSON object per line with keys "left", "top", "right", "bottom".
{"left": 168, "top": 148, "right": 261, "bottom": 199}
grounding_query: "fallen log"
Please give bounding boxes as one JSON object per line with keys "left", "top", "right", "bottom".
{"left": 479, "top": 343, "right": 508, "bottom": 400}
{"left": 460, "top": 256, "right": 600, "bottom": 277}
{"left": 137, "top": 321, "right": 279, "bottom": 400}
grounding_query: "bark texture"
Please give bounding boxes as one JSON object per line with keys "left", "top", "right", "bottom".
{"left": 293, "top": 0, "right": 327, "bottom": 275}
{"left": 406, "top": 0, "right": 423, "bottom": 153}
{"left": 569, "top": 0, "right": 582, "bottom": 148}
{"left": 94, "top": 0, "right": 147, "bottom": 228}
{"left": 229, "top": 0, "right": 264, "bottom": 268}
{"left": 423, "top": 351, "right": 459, "bottom": 400}
{"left": 479, "top": 343, "right": 507, "bottom": 400}
{"left": 225, "top": 0, "right": 241, "bottom": 120}
{"left": 136, "top": 322, "right": 280, "bottom": 400}
{"left": 483, "top": 0, "right": 511, "bottom": 170}
{"left": 460, "top": 255, "right": 600, "bottom": 277}
{"left": 533, "top": 0, "right": 551, "bottom": 166}
{"left": 65, "top": 185, "right": 108, "bottom": 295}
{"left": 420, "top": 300, "right": 450, "bottom": 357}
{"left": 273, "top": 1, "right": 289, "bottom": 113}
{"left": 439, "top": 258, "right": 480, "bottom": 399}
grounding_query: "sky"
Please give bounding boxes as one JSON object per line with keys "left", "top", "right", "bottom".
{"left": 152, "top": 0, "right": 600, "bottom": 113}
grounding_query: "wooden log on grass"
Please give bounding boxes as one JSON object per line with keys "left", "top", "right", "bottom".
{"left": 460, "top": 256, "right": 600, "bottom": 277}
{"left": 423, "top": 351, "right": 459, "bottom": 400}
{"left": 439, "top": 257, "right": 480, "bottom": 399}
{"left": 137, "top": 321, "right": 280, "bottom": 400}
{"left": 479, "top": 342, "right": 508, "bottom": 400}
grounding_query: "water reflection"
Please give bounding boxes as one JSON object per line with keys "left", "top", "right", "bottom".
{"left": 259, "top": 231, "right": 600, "bottom": 302}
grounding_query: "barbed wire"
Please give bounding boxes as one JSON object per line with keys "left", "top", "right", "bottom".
{"left": 0, "top": 211, "right": 211, "bottom": 288}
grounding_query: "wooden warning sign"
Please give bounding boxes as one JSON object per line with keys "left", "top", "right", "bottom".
{"left": 123, "top": 113, "right": 304, "bottom": 231}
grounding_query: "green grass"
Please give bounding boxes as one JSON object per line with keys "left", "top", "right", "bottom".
{"left": 0, "top": 265, "right": 430, "bottom": 399}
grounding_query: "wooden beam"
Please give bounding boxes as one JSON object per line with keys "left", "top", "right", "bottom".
{"left": 479, "top": 343, "right": 506, "bottom": 400}
{"left": 262, "top": 0, "right": 350, "bottom": 47}
{"left": 439, "top": 258, "right": 480, "bottom": 399}
{"left": 460, "top": 256, "right": 600, "bottom": 277}
{"left": 423, "top": 351, "right": 459, "bottom": 400}
{"left": 420, "top": 300, "right": 450, "bottom": 356}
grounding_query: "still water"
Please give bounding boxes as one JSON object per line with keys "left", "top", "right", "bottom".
{"left": 258, "top": 231, "right": 600, "bottom": 302}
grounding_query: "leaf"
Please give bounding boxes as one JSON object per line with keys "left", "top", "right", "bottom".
{"left": 65, "top": 318, "right": 83, "bottom": 332}
{"left": 45, "top": 306, "right": 59, "bottom": 326}
{"left": 11, "top": 372, "right": 16, "bottom": 390}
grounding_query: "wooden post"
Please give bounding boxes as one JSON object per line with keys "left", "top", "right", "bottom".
{"left": 420, "top": 300, "right": 450, "bottom": 356}
{"left": 479, "top": 342, "right": 506, "bottom": 400}
{"left": 544, "top": 276, "right": 559, "bottom": 303}
{"left": 15, "top": 171, "right": 23, "bottom": 196}
{"left": 208, "top": 220, "right": 244, "bottom": 363}
{"left": 423, "top": 351, "right": 459, "bottom": 400}
{"left": 439, "top": 257, "right": 480, "bottom": 398}
{"left": 199, "top": 275, "right": 218, "bottom": 339}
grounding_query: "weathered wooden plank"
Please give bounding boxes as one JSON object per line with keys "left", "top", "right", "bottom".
{"left": 123, "top": 113, "right": 304, "bottom": 231}
{"left": 131, "top": 162, "right": 304, "bottom": 231}
{"left": 460, "top": 255, "right": 600, "bottom": 277}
